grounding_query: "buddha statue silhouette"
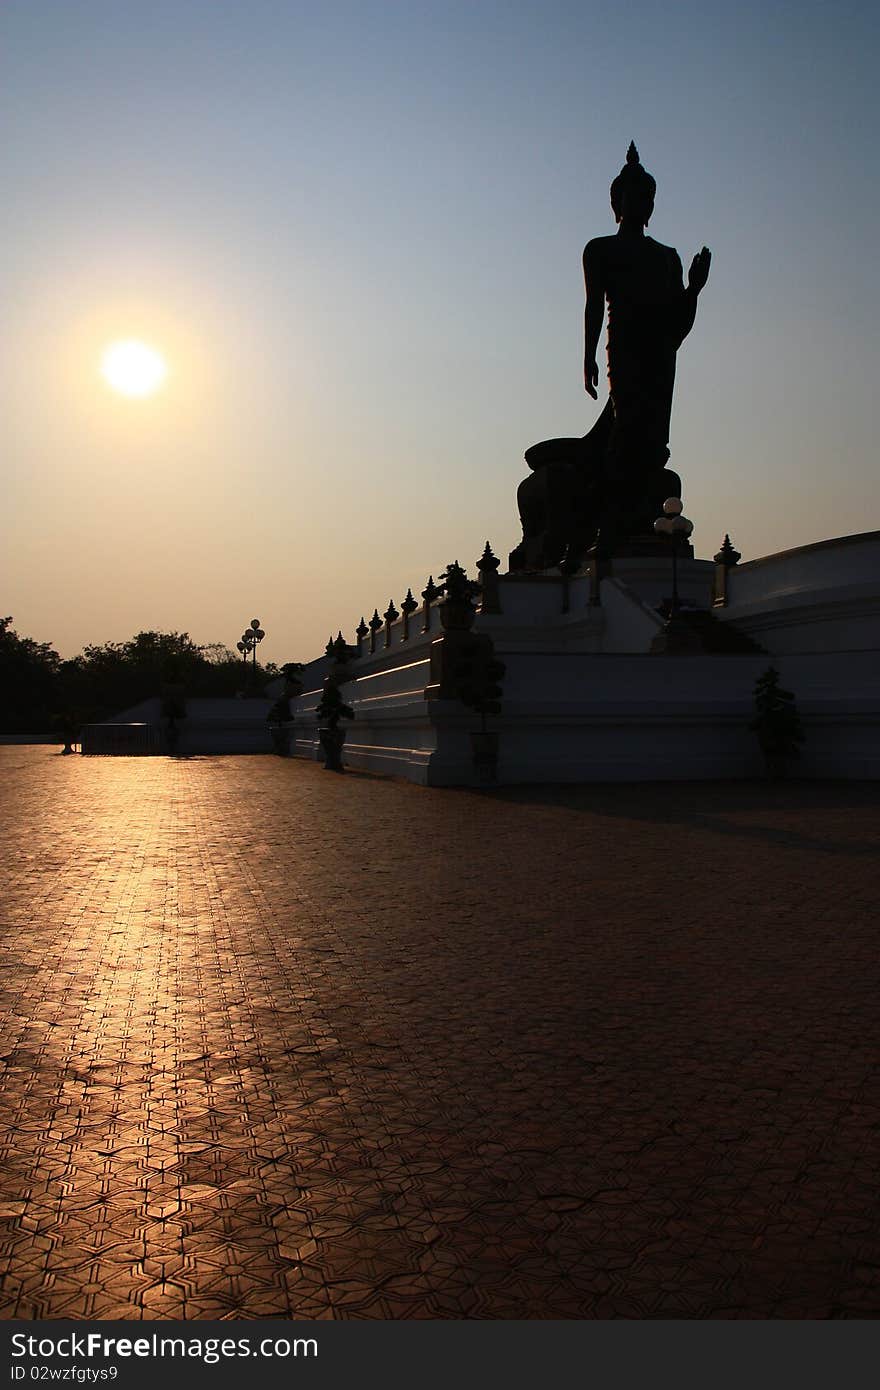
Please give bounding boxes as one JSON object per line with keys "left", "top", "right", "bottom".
{"left": 510, "top": 143, "right": 710, "bottom": 570}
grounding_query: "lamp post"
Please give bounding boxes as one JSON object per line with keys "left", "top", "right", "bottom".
{"left": 651, "top": 498, "right": 699, "bottom": 654}
{"left": 246, "top": 618, "right": 265, "bottom": 682}
{"left": 237, "top": 620, "right": 265, "bottom": 686}
{"left": 653, "top": 497, "right": 694, "bottom": 615}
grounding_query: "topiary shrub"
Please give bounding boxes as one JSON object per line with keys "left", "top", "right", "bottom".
{"left": 750, "top": 666, "right": 804, "bottom": 777}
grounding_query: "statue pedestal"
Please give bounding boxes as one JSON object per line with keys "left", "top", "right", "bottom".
{"left": 603, "top": 534, "right": 694, "bottom": 561}
{"left": 284, "top": 534, "right": 880, "bottom": 785}
{"left": 649, "top": 614, "right": 705, "bottom": 655}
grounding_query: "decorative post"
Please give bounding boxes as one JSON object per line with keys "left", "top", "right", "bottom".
{"left": 383, "top": 600, "right": 399, "bottom": 648}
{"left": 421, "top": 576, "right": 440, "bottom": 633}
{"left": 368, "top": 609, "right": 382, "bottom": 654}
{"left": 355, "top": 616, "right": 369, "bottom": 656}
{"left": 476, "top": 542, "right": 502, "bottom": 614}
{"left": 713, "top": 534, "right": 741, "bottom": 608}
{"left": 400, "top": 588, "right": 418, "bottom": 640}
{"left": 324, "top": 635, "right": 334, "bottom": 656}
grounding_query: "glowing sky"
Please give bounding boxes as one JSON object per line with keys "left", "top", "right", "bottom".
{"left": 2, "top": 0, "right": 878, "bottom": 665}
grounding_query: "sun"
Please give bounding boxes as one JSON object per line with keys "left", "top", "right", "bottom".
{"left": 101, "top": 339, "right": 167, "bottom": 398}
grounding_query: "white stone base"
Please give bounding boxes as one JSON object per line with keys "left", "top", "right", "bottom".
{"left": 286, "top": 537, "right": 880, "bottom": 786}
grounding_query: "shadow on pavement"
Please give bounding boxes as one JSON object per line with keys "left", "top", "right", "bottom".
{"left": 471, "top": 779, "right": 880, "bottom": 856}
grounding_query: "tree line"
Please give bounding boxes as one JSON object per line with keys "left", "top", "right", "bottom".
{"left": 0, "top": 618, "right": 287, "bottom": 735}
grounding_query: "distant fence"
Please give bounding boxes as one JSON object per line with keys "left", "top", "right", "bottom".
{"left": 80, "top": 723, "right": 162, "bottom": 755}
{"left": 0, "top": 735, "right": 58, "bottom": 745}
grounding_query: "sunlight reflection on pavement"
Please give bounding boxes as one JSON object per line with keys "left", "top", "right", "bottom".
{"left": 1, "top": 748, "right": 878, "bottom": 1319}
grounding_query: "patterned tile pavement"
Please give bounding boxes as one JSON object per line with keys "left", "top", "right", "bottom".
{"left": 0, "top": 746, "right": 878, "bottom": 1319}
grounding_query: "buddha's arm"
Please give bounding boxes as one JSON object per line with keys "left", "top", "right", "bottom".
{"left": 583, "top": 241, "right": 605, "bottom": 398}
{"left": 674, "top": 246, "right": 711, "bottom": 347}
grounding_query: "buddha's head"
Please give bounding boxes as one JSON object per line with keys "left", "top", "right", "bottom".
{"left": 610, "top": 142, "right": 656, "bottom": 227}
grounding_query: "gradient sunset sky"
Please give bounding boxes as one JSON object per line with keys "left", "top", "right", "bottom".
{"left": 3, "top": 0, "right": 878, "bottom": 666}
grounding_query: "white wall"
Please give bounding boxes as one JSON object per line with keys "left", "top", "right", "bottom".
{"left": 722, "top": 532, "right": 880, "bottom": 653}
